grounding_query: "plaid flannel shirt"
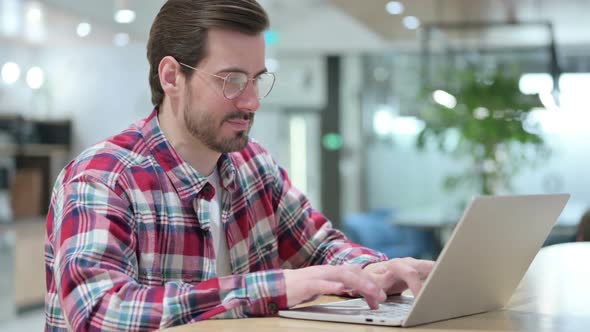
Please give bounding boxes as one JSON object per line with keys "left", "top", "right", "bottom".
{"left": 45, "top": 108, "right": 387, "bottom": 331}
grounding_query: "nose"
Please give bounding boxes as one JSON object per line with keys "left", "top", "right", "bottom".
{"left": 234, "top": 80, "right": 260, "bottom": 113}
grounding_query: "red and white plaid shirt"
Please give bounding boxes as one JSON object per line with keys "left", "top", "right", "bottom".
{"left": 45, "top": 108, "right": 387, "bottom": 331}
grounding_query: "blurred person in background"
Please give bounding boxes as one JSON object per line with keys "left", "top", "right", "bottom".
{"left": 576, "top": 210, "right": 590, "bottom": 241}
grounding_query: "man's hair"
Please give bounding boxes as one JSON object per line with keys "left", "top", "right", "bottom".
{"left": 577, "top": 210, "right": 590, "bottom": 242}
{"left": 147, "top": 0, "right": 269, "bottom": 107}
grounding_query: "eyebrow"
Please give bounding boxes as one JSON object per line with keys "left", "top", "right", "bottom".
{"left": 216, "top": 67, "right": 269, "bottom": 77}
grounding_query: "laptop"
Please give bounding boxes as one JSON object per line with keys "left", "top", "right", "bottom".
{"left": 278, "top": 194, "right": 570, "bottom": 327}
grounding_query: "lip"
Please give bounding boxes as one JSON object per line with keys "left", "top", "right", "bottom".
{"left": 224, "top": 118, "right": 250, "bottom": 131}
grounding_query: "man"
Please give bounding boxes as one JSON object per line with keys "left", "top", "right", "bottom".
{"left": 45, "top": 0, "right": 434, "bottom": 330}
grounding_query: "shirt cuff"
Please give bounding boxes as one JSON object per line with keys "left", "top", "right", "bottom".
{"left": 244, "top": 269, "right": 287, "bottom": 316}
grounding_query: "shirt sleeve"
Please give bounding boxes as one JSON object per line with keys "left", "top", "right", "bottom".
{"left": 272, "top": 165, "right": 388, "bottom": 269}
{"left": 47, "top": 173, "right": 287, "bottom": 331}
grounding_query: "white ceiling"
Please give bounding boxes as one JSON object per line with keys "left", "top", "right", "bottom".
{"left": 2, "top": 0, "right": 589, "bottom": 50}
{"left": 329, "top": 0, "right": 590, "bottom": 47}
{"left": 40, "top": 0, "right": 164, "bottom": 38}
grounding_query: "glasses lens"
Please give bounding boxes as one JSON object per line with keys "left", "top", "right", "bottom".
{"left": 223, "top": 72, "right": 248, "bottom": 99}
{"left": 255, "top": 72, "right": 275, "bottom": 99}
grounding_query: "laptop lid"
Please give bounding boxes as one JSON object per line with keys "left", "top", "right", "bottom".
{"left": 403, "top": 193, "right": 570, "bottom": 326}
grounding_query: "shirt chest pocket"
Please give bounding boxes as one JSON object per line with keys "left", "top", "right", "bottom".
{"left": 137, "top": 253, "right": 212, "bottom": 286}
{"left": 135, "top": 213, "right": 213, "bottom": 285}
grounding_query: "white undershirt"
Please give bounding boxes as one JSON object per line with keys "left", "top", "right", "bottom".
{"left": 206, "top": 169, "right": 232, "bottom": 277}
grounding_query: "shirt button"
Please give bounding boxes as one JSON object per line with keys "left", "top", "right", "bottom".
{"left": 267, "top": 302, "right": 278, "bottom": 313}
{"left": 202, "top": 185, "right": 212, "bottom": 194}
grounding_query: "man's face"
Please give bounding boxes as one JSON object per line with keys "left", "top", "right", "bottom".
{"left": 182, "top": 28, "right": 266, "bottom": 153}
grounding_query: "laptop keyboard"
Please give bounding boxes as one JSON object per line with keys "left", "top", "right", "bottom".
{"left": 362, "top": 301, "right": 413, "bottom": 318}
{"left": 328, "top": 296, "right": 414, "bottom": 319}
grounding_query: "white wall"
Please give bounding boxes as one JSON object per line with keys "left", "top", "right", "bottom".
{"left": 38, "top": 45, "right": 149, "bottom": 153}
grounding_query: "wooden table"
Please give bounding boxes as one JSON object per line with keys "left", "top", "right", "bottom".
{"left": 163, "top": 242, "right": 590, "bottom": 331}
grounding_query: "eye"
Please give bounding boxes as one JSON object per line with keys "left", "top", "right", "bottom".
{"left": 254, "top": 72, "right": 275, "bottom": 98}
{"left": 254, "top": 75, "right": 264, "bottom": 86}
{"left": 225, "top": 72, "right": 247, "bottom": 88}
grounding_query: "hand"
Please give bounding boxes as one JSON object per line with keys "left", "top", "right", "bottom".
{"left": 283, "top": 265, "right": 386, "bottom": 309}
{"left": 363, "top": 257, "right": 435, "bottom": 297}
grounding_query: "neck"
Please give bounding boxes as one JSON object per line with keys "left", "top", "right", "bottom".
{"left": 158, "top": 99, "right": 220, "bottom": 176}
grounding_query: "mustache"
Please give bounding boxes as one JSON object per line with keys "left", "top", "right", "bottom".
{"left": 224, "top": 112, "right": 254, "bottom": 122}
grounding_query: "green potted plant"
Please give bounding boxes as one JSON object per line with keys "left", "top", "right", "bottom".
{"left": 416, "top": 68, "right": 549, "bottom": 195}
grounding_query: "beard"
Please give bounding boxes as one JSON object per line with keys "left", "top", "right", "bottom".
{"left": 183, "top": 100, "right": 254, "bottom": 153}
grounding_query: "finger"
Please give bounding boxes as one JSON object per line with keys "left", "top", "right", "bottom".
{"left": 396, "top": 264, "right": 424, "bottom": 297}
{"left": 421, "top": 260, "right": 435, "bottom": 276}
{"left": 366, "top": 266, "right": 395, "bottom": 290}
{"left": 312, "top": 265, "right": 387, "bottom": 309}
{"left": 389, "top": 257, "right": 435, "bottom": 281}
{"left": 338, "top": 266, "right": 386, "bottom": 309}
{"left": 411, "top": 259, "right": 435, "bottom": 276}
{"left": 398, "top": 258, "right": 435, "bottom": 280}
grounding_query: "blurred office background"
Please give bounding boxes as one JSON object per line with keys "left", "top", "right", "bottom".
{"left": 1, "top": 0, "right": 589, "bottom": 329}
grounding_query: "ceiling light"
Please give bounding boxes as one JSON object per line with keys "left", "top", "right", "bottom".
{"left": 114, "top": 0, "right": 136, "bottom": 24}
{"left": 432, "top": 90, "right": 457, "bottom": 109}
{"left": 114, "top": 9, "right": 136, "bottom": 24}
{"left": 76, "top": 22, "right": 92, "bottom": 37}
{"left": 386, "top": 1, "right": 404, "bottom": 15}
{"left": 26, "top": 3, "right": 42, "bottom": 22}
{"left": 26, "top": 66, "right": 44, "bottom": 90}
{"left": 1, "top": 62, "right": 20, "bottom": 84}
{"left": 24, "top": 2, "right": 45, "bottom": 42}
{"left": 403, "top": 16, "right": 420, "bottom": 30}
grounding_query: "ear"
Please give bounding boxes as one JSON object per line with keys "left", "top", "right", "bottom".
{"left": 158, "top": 56, "right": 184, "bottom": 98}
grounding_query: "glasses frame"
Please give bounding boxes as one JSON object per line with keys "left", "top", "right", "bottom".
{"left": 178, "top": 62, "right": 275, "bottom": 100}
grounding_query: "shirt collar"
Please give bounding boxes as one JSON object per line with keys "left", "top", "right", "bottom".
{"left": 140, "top": 108, "right": 238, "bottom": 202}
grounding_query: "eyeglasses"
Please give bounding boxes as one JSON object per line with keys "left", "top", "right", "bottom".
{"left": 179, "top": 62, "right": 275, "bottom": 100}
